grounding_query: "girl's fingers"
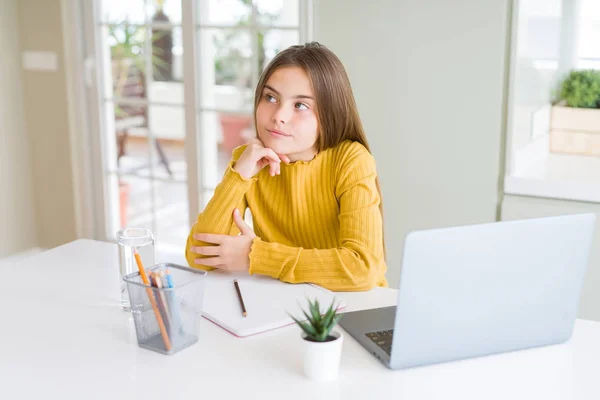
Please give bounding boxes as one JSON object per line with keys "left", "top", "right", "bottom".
{"left": 255, "top": 148, "right": 281, "bottom": 176}
{"left": 193, "top": 233, "right": 225, "bottom": 244}
{"left": 266, "top": 150, "right": 281, "bottom": 176}
{"left": 192, "top": 246, "right": 220, "bottom": 256}
{"left": 278, "top": 154, "right": 291, "bottom": 164}
{"left": 257, "top": 158, "right": 269, "bottom": 170}
{"left": 269, "top": 161, "right": 278, "bottom": 176}
{"left": 272, "top": 160, "right": 280, "bottom": 175}
{"left": 233, "top": 208, "right": 254, "bottom": 235}
{"left": 195, "top": 256, "right": 223, "bottom": 267}
{"left": 267, "top": 159, "right": 281, "bottom": 176}
{"left": 257, "top": 147, "right": 281, "bottom": 164}
{"left": 257, "top": 157, "right": 279, "bottom": 176}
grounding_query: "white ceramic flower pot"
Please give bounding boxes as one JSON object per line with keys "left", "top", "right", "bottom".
{"left": 301, "top": 330, "right": 343, "bottom": 381}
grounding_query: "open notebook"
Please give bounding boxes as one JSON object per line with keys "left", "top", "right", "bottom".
{"left": 201, "top": 271, "right": 346, "bottom": 337}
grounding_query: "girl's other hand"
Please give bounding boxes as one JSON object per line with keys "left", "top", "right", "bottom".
{"left": 190, "top": 209, "right": 256, "bottom": 271}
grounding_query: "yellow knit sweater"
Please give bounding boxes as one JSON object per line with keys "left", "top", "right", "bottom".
{"left": 185, "top": 140, "right": 387, "bottom": 291}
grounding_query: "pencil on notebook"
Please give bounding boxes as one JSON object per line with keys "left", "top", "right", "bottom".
{"left": 233, "top": 279, "right": 247, "bottom": 317}
{"left": 134, "top": 251, "right": 172, "bottom": 351}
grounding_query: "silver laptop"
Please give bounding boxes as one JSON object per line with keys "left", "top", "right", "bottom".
{"left": 339, "top": 213, "right": 596, "bottom": 370}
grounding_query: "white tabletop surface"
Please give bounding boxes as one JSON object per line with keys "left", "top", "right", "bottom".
{"left": 1, "top": 239, "right": 599, "bottom": 399}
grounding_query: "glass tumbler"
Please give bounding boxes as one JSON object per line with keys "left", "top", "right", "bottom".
{"left": 117, "top": 228, "right": 155, "bottom": 311}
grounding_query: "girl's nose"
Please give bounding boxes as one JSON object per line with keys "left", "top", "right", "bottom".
{"left": 272, "top": 106, "right": 290, "bottom": 125}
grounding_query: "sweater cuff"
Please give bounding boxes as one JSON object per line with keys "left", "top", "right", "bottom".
{"left": 248, "top": 238, "right": 300, "bottom": 279}
{"left": 210, "top": 164, "right": 256, "bottom": 204}
{"left": 223, "top": 163, "right": 257, "bottom": 187}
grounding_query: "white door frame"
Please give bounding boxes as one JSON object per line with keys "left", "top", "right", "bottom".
{"left": 60, "top": 0, "right": 99, "bottom": 239}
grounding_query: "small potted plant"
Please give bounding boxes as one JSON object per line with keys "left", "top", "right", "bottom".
{"left": 291, "top": 298, "right": 344, "bottom": 381}
{"left": 550, "top": 69, "right": 600, "bottom": 156}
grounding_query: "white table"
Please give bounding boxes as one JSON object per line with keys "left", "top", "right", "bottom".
{"left": 1, "top": 239, "right": 599, "bottom": 399}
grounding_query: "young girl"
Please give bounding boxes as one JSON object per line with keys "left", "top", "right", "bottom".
{"left": 185, "top": 42, "right": 387, "bottom": 291}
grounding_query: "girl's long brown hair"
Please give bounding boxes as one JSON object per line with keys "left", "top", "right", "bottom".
{"left": 253, "top": 42, "right": 385, "bottom": 256}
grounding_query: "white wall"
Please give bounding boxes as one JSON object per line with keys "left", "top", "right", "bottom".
{"left": 18, "top": 0, "right": 78, "bottom": 249}
{"left": 314, "top": 0, "right": 510, "bottom": 287}
{"left": 0, "top": 0, "right": 38, "bottom": 258}
{"left": 502, "top": 194, "right": 600, "bottom": 322}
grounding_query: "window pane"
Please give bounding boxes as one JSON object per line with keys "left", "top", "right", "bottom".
{"left": 578, "top": 0, "right": 600, "bottom": 61}
{"left": 100, "top": 0, "right": 145, "bottom": 24}
{"left": 103, "top": 24, "right": 149, "bottom": 100}
{"left": 150, "top": 26, "right": 183, "bottom": 84}
{"left": 148, "top": 105, "right": 187, "bottom": 181}
{"left": 254, "top": 0, "right": 299, "bottom": 27}
{"left": 262, "top": 29, "right": 300, "bottom": 69}
{"left": 197, "top": 29, "right": 254, "bottom": 112}
{"left": 198, "top": 0, "right": 252, "bottom": 26}
{"left": 105, "top": 102, "right": 150, "bottom": 174}
{"left": 148, "top": 27, "right": 184, "bottom": 105}
{"left": 111, "top": 175, "right": 152, "bottom": 231}
{"left": 107, "top": 101, "right": 185, "bottom": 181}
{"left": 196, "top": 110, "right": 251, "bottom": 192}
{"left": 212, "top": 29, "right": 252, "bottom": 87}
{"left": 147, "top": 0, "right": 182, "bottom": 25}
{"left": 509, "top": 0, "right": 561, "bottom": 153}
{"left": 154, "top": 180, "right": 189, "bottom": 251}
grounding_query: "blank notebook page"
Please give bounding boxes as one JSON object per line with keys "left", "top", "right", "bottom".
{"left": 201, "top": 271, "right": 346, "bottom": 337}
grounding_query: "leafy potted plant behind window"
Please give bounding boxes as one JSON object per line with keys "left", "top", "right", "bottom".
{"left": 550, "top": 69, "right": 600, "bottom": 156}
{"left": 291, "top": 298, "right": 344, "bottom": 381}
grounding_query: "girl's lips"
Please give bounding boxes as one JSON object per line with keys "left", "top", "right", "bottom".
{"left": 268, "top": 129, "right": 291, "bottom": 137}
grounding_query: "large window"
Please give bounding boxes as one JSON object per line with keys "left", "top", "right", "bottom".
{"left": 85, "top": 0, "right": 310, "bottom": 261}
{"left": 505, "top": 0, "right": 600, "bottom": 203}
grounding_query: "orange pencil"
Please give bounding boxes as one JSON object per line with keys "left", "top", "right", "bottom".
{"left": 134, "top": 251, "right": 172, "bottom": 351}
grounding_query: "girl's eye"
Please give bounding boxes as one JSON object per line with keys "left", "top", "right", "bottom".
{"left": 265, "top": 94, "right": 277, "bottom": 103}
{"left": 295, "top": 102, "right": 308, "bottom": 110}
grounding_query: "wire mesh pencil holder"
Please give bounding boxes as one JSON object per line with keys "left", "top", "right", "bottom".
{"left": 123, "top": 263, "right": 207, "bottom": 355}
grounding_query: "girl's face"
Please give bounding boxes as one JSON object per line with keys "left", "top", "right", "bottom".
{"left": 256, "top": 66, "right": 319, "bottom": 162}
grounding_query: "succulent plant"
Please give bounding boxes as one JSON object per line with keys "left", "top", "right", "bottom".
{"left": 291, "top": 298, "right": 342, "bottom": 342}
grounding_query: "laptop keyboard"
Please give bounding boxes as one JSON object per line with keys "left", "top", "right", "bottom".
{"left": 365, "top": 329, "right": 394, "bottom": 355}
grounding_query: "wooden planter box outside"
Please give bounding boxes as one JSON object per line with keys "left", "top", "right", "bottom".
{"left": 550, "top": 105, "right": 600, "bottom": 156}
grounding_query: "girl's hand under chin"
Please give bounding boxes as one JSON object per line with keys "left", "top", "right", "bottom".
{"left": 233, "top": 138, "right": 291, "bottom": 180}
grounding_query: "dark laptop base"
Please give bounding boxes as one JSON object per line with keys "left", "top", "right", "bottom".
{"left": 339, "top": 306, "right": 397, "bottom": 366}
